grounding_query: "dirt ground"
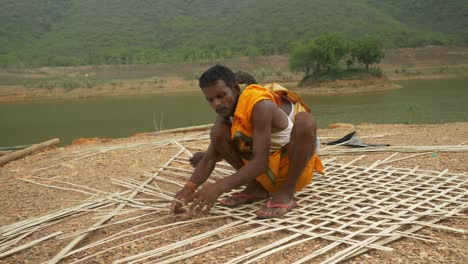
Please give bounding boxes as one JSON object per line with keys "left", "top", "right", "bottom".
{"left": 0, "top": 122, "right": 467, "bottom": 263}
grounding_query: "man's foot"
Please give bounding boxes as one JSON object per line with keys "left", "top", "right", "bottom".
{"left": 219, "top": 192, "right": 269, "bottom": 207}
{"left": 256, "top": 199, "right": 297, "bottom": 219}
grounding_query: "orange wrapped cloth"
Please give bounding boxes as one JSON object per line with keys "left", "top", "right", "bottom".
{"left": 231, "top": 84, "right": 324, "bottom": 193}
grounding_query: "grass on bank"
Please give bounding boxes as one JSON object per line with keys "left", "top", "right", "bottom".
{"left": 0, "top": 64, "right": 303, "bottom": 93}
{"left": 305, "top": 68, "right": 383, "bottom": 82}
{"left": 0, "top": 61, "right": 467, "bottom": 94}
{"left": 386, "top": 65, "right": 468, "bottom": 78}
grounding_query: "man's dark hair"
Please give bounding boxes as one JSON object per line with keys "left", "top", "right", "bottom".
{"left": 199, "top": 64, "right": 236, "bottom": 89}
{"left": 234, "top": 71, "right": 257, "bottom": 85}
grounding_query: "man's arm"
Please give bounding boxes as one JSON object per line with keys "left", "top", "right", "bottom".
{"left": 187, "top": 142, "right": 219, "bottom": 187}
{"left": 189, "top": 100, "right": 276, "bottom": 212}
{"left": 217, "top": 100, "right": 274, "bottom": 190}
{"left": 171, "top": 139, "right": 220, "bottom": 213}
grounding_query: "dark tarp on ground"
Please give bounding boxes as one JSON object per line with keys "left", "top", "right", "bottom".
{"left": 325, "top": 131, "right": 390, "bottom": 148}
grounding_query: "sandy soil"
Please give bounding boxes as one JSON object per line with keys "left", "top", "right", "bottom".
{"left": 0, "top": 122, "right": 467, "bottom": 263}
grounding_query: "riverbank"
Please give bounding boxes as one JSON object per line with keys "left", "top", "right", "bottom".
{"left": 0, "top": 122, "right": 466, "bottom": 263}
{"left": 0, "top": 46, "right": 467, "bottom": 103}
{"left": 0, "top": 46, "right": 468, "bottom": 102}
{"left": 0, "top": 76, "right": 402, "bottom": 103}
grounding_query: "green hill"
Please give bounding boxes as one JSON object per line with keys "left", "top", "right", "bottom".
{"left": 0, "top": 0, "right": 466, "bottom": 66}
{"left": 369, "top": 0, "right": 468, "bottom": 43}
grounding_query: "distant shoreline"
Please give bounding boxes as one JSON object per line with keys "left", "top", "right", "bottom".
{"left": 1, "top": 46, "right": 467, "bottom": 103}
{"left": 0, "top": 71, "right": 464, "bottom": 103}
{"left": 2, "top": 71, "right": 466, "bottom": 103}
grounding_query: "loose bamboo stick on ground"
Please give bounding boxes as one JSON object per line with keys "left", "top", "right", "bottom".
{"left": 0, "top": 138, "right": 60, "bottom": 166}
{"left": 0, "top": 232, "right": 62, "bottom": 259}
{"left": 47, "top": 150, "right": 185, "bottom": 264}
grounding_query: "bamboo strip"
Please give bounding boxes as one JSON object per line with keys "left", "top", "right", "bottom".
{"left": 274, "top": 167, "right": 454, "bottom": 259}
{"left": 59, "top": 212, "right": 159, "bottom": 239}
{"left": 172, "top": 140, "right": 193, "bottom": 157}
{"left": 321, "top": 145, "right": 468, "bottom": 156}
{"left": 32, "top": 134, "right": 206, "bottom": 172}
{"left": 0, "top": 227, "right": 39, "bottom": 254}
{"left": 0, "top": 232, "right": 62, "bottom": 259}
{"left": 116, "top": 153, "right": 466, "bottom": 263}
{"left": 346, "top": 208, "right": 468, "bottom": 261}
{"left": 146, "top": 226, "right": 288, "bottom": 264}
{"left": 70, "top": 223, "right": 192, "bottom": 264}
{"left": 66, "top": 215, "right": 230, "bottom": 259}
{"left": 148, "top": 123, "right": 213, "bottom": 135}
{"left": 33, "top": 150, "right": 107, "bottom": 173}
{"left": 338, "top": 204, "right": 466, "bottom": 264}
{"left": 199, "top": 185, "right": 391, "bottom": 263}
{"left": 225, "top": 205, "right": 386, "bottom": 264}
{"left": 1, "top": 198, "right": 110, "bottom": 238}
{"left": 114, "top": 220, "right": 246, "bottom": 263}
{"left": 22, "top": 178, "right": 146, "bottom": 207}
{"left": 3, "top": 142, "right": 465, "bottom": 264}
{"left": 46, "top": 149, "right": 184, "bottom": 264}
{"left": 318, "top": 172, "right": 463, "bottom": 264}
{"left": 66, "top": 215, "right": 174, "bottom": 256}
{"left": 379, "top": 140, "right": 468, "bottom": 166}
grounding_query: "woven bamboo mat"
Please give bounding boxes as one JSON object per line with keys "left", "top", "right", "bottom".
{"left": 1, "top": 134, "right": 467, "bottom": 263}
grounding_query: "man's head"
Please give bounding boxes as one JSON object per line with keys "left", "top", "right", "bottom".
{"left": 234, "top": 71, "right": 257, "bottom": 86}
{"left": 199, "top": 65, "right": 240, "bottom": 119}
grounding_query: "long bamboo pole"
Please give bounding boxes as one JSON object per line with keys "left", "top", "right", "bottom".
{"left": 0, "top": 138, "right": 59, "bottom": 166}
{"left": 0, "top": 150, "right": 13, "bottom": 156}
{"left": 149, "top": 124, "right": 213, "bottom": 135}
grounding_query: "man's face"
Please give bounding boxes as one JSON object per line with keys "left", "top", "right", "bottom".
{"left": 202, "top": 80, "right": 239, "bottom": 119}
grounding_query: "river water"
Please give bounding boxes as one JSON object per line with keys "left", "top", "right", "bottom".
{"left": 1, "top": 77, "right": 467, "bottom": 147}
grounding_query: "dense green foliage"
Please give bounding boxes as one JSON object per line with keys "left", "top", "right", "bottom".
{"left": 368, "top": 0, "right": 468, "bottom": 44}
{"left": 352, "top": 37, "right": 385, "bottom": 70}
{"left": 290, "top": 35, "right": 384, "bottom": 83}
{"left": 1, "top": 0, "right": 466, "bottom": 66}
{"left": 290, "top": 34, "right": 349, "bottom": 76}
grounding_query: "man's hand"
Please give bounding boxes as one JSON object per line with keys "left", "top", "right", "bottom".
{"left": 171, "top": 184, "right": 195, "bottom": 214}
{"left": 189, "top": 152, "right": 206, "bottom": 168}
{"left": 188, "top": 182, "right": 225, "bottom": 213}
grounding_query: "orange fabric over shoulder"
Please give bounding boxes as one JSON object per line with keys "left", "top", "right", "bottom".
{"left": 230, "top": 84, "right": 324, "bottom": 193}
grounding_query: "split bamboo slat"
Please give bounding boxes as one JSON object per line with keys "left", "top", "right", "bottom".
{"left": 0, "top": 133, "right": 466, "bottom": 263}
{"left": 106, "top": 141, "right": 467, "bottom": 263}
{"left": 321, "top": 145, "right": 468, "bottom": 156}
{"left": 47, "top": 146, "right": 186, "bottom": 264}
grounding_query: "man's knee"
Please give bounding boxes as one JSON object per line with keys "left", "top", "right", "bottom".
{"left": 210, "top": 119, "right": 231, "bottom": 143}
{"left": 293, "top": 112, "right": 317, "bottom": 139}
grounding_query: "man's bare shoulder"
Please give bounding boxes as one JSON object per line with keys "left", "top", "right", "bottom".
{"left": 252, "top": 99, "right": 277, "bottom": 114}
{"left": 251, "top": 99, "right": 278, "bottom": 124}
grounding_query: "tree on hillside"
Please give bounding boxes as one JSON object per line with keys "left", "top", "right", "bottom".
{"left": 352, "top": 37, "right": 384, "bottom": 71}
{"left": 289, "top": 33, "right": 348, "bottom": 84}
{"left": 314, "top": 33, "right": 348, "bottom": 72}
{"left": 289, "top": 42, "right": 315, "bottom": 77}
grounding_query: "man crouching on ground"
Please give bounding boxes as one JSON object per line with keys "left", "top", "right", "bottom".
{"left": 171, "top": 64, "right": 323, "bottom": 218}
